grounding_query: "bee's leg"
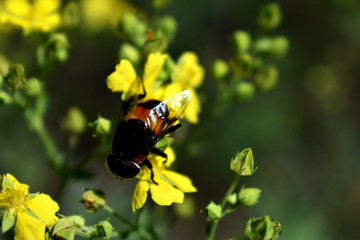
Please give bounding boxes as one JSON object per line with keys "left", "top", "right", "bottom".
{"left": 164, "top": 123, "right": 181, "bottom": 135}
{"left": 144, "top": 159, "right": 158, "bottom": 185}
{"left": 138, "top": 76, "right": 146, "bottom": 100}
{"left": 151, "top": 147, "right": 168, "bottom": 164}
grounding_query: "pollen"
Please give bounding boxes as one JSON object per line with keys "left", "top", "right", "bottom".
{"left": 0, "top": 186, "right": 30, "bottom": 211}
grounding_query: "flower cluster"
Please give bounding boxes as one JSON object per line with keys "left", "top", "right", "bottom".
{"left": 0, "top": 173, "right": 59, "bottom": 239}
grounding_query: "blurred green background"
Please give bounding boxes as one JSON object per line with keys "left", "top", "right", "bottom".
{"left": 1, "top": 0, "right": 360, "bottom": 239}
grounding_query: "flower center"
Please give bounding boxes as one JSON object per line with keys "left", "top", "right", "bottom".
{"left": 0, "top": 188, "right": 29, "bottom": 211}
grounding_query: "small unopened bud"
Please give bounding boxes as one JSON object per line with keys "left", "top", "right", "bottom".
{"left": 50, "top": 218, "right": 76, "bottom": 240}
{"left": 0, "top": 91, "right": 12, "bottom": 105}
{"left": 61, "top": 107, "right": 87, "bottom": 135}
{"left": 230, "top": 148, "right": 256, "bottom": 176}
{"left": 152, "top": 0, "right": 170, "bottom": 9}
{"left": 211, "top": 59, "right": 229, "bottom": 80}
{"left": 24, "top": 78, "right": 41, "bottom": 96}
{"left": 231, "top": 31, "right": 252, "bottom": 56}
{"left": 66, "top": 215, "right": 85, "bottom": 228}
{"left": 230, "top": 54, "right": 252, "bottom": 78}
{"left": 4, "top": 64, "right": 26, "bottom": 91}
{"left": 257, "top": 3, "right": 282, "bottom": 30}
{"left": 238, "top": 187, "right": 261, "bottom": 207}
{"left": 236, "top": 82, "right": 255, "bottom": 101}
{"left": 271, "top": 36, "right": 289, "bottom": 58}
{"left": 96, "top": 220, "right": 114, "bottom": 239}
{"left": 49, "top": 33, "right": 70, "bottom": 62}
{"left": 254, "top": 65, "right": 278, "bottom": 91}
{"left": 254, "top": 36, "right": 289, "bottom": 59}
{"left": 81, "top": 189, "right": 106, "bottom": 212}
{"left": 156, "top": 15, "right": 177, "bottom": 43}
{"left": 201, "top": 201, "right": 222, "bottom": 221}
{"left": 119, "top": 43, "right": 141, "bottom": 65}
{"left": 227, "top": 193, "right": 238, "bottom": 205}
{"left": 89, "top": 116, "right": 111, "bottom": 137}
{"left": 244, "top": 216, "right": 282, "bottom": 240}
{"left": 119, "top": 12, "right": 147, "bottom": 47}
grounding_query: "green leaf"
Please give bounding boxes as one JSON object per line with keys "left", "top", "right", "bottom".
{"left": 28, "top": 192, "right": 40, "bottom": 200}
{"left": 2, "top": 209, "right": 16, "bottom": 233}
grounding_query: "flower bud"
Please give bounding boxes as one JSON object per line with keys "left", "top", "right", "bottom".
{"left": 156, "top": 15, "right": 177, "bottom": 43}
{"left": 227, "top": 193, "right": 238, "bottom": 205}
{"left": 66, "top": 215, "right": 85, "bottom": 228}
{"left": 211, "top": 59, "right": 229, "bottom": 80}
{"left": 95, "top": 220, "right": 114, "bottom": 238}
{"left": 231, "top": 31, "right": 252, "bottom": 56}
{"left": 238, "top": 187, "right": 261, "bottom": 207}
{"left": 23, "top": 78, "right": 41, "bottom": 96}
{"left": 62, "top": 2, "right": 80, "bottom": 27}
{"left": 0, "top": 91, "right": 12, "bottom": 105}
{"left": 119, "top": 12, "right": 147, "bottom": 47}
{"left": 61, "top": 107, "right": 87, "bottom": 135}
{"left": 254, "top": 36, "right": 289, "bottom": 59}
{"left": 271, "top": 36, "right": 289, "bottom": 58}
{"left": 230, "top": 148, "right": 256, "bottom": 176}
{"left": 254, "top": 65, "right": 278, "bottom": 91}
{"left": 119, "top": 43, "right": 141, "bottom": 66}
{"left": 49, "top": 33, "right": 70, "bottom": 62}
{"left": 4, "top": 64, "right": 26, "bottom": 91}
{"left": 89, "top": 116, "right": 111, "bottom": 137}
{"left": 257, "top": 3, "right": 282, "bottom": 30}
{"left": 230, "top": 54, "right": 252, "bottom": 78}
{"left": 244, "top": 216, "right": 282, "bottom": 240}
{"left": 201, "top": 201, "right": 222, "bottom": 221}
{"left": 81, "top": 189, "right": 106, "bottom": 212}
{"left": 236, "top": 82, "right": 255, "bottom": 101}
{"left": 152, "top": 0, "right": 170, "bottom": 9}
{"left": 50, "top": 218, "right": 76, "bottom": 240}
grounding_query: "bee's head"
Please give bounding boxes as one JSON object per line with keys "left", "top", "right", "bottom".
{"left": 106, "top": 154, "right": 140, "bottom": 179}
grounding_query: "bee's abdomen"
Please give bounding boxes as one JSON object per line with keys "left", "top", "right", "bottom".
{"left": 112, "top": 119, "right": 157, "bottom": 164}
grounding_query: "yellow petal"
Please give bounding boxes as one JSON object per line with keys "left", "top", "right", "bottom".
{"left": 34, "top": 0, "right": 60, "bottom": 13}
{"left": 132, "top": 178, "right": 150, "bottom": 212}
{"left": 173, "top": 52, "right": 204, "bottom": 88}
{"left": 150, "top": 177, "right": 184, "bottom": 206}
{"left": 162, "top": 170, "right": 197, "bottom": 193}
{"left": 15, "top": 210, "right": 46, "bottom": 240}
{"left": 106, "top": 60, "right": 137, "bottom": 92}
{"left": 184, "top": 87, "right": 201, "bottom": 124}
{"left": 3, "top": 0, "right": 31, "bottom": 17}
{"left": 5, "top": 173, "right": 29, "bottom": 194}
{"left": 27, "top": 193, "right": 59, "bottom": 226}
{"left": 164, "top": 147, "right": 176, "bottom": 167}
{"left": 144, "top": 52, "right": 168, "bottom": 89}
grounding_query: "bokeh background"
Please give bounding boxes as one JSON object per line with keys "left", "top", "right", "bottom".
{"left": 1, "top": 0, "right": 360, "bottom": 239}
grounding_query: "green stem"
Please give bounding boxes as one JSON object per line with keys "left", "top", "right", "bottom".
{"left": 206, "top": 174, "right": 241, "bottom": 240}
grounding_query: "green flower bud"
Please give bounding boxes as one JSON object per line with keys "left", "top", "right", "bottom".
{"left": 230, "top": 54, "right": 252, "bottom": 78}
{"left": 89, "top": 116, "right": 111, "bottom": 137}
{"left": 254, "top": 36, "right": 289, "bottom": 59}
{"left": 23, "top": 78, "right": 41, "bottom": 96}
{"left": 174, "top": 196, "right": 196, "bottom": 218}
{"left": 50, "top": 218, "right": 76, "bottom": 240}
{"left": 62, "top": 2, "right": 80, "bottom": 27}
{"left": 201, "top": 201, "right": 222, "bottom": 221}
{"left": 156, "top": 16, "right": 177, "bottom": 43}
{"left": 61, "top": 107, "right": 87, "bottom": 135}
{"left": 236, "top": 82, "right": 255, "bottom": 101}
{"left": 0, "top": 91, "right": 12, "bottom": 105}
{"left": 119, "top": 43, "right": 141, "bottom": 65}
{"left": 95, "top": 220, "right": 114, "bottom": 239}
{"left": 143, "top": 37, "right": 167, "bottom": 58}
{"left": 66, "top": 215, "right": 85, "bottom": 228}
{"left": 238, "top": 187, "right": 261, "bottom": 207}
{"left": 211, "top": 59, "right": 229, "bottom": 80}
{"left": 49, "top": 33, "right": 70, "bottom": 62}
{"left": 257, "top": 3, "right": 282, "bottom": 30}
{"left": 231, "top": 31, "right": 252, "bottom": 56}
{"left": 254, "top": 65, "right": 278, "bottom": 91}
{"left": 230, "top": 148, "right": 257, "bottom": 176}
{"left": 152, "top": 0, "right": 170, "bottom": 9}
{"left": 227, "top": 193, "right": 238, "bottom": 205}
{"left": 244, "top": 216, "right": 282, "bottom": 240}
{"left": 81, "top": 189, "right": 106, "bottom": 212}
{"left": 119, "top": 12, "right": 147, "bottom": 47}
{"left": 4, "top": 64, "right": 26, "bottom": 91}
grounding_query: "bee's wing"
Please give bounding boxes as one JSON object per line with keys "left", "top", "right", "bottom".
{"left": 154, "top": 90, "right": 191, "bottom": 137}
{"left": 119, "top": 77, "right": 146, "bottom": 123}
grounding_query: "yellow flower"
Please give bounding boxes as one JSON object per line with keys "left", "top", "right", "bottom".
{"left": 0, "top": 173, "right": 59, "bottom": 240}
{"left": 0, "top": 0, "right": 61, "bottom": 33}
{"left": 132, "top": 147, "right": 197, "bottom": 212}
{"left": 165, "top": 52, "right": 204, "bottom": 124}
{"left": 107, "top": 52, "right": 167, "bottom": 95}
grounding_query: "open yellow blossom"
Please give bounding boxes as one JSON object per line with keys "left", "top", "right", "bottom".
{"left": 106, "top": 52, "right": 168, "bottom": 98}
{"left": 132, "top": 147, "right": 197, "bottom": 212}
{"left": 0, "top": 173, "right": 59, "bottom": 240}
{"left": 165, "top": 52, "right": 204, "bottom": 124}
{"left": 0, "top": 0, "right": 61, "bottom": 33}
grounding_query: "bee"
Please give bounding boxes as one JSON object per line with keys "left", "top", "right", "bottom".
{"left": 106, "top": 77, "right": 191, "bottom": 182}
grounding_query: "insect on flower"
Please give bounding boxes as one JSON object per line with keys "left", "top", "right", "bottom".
{"left": 106, "top": 77, "right": 191, "bottom": 183}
